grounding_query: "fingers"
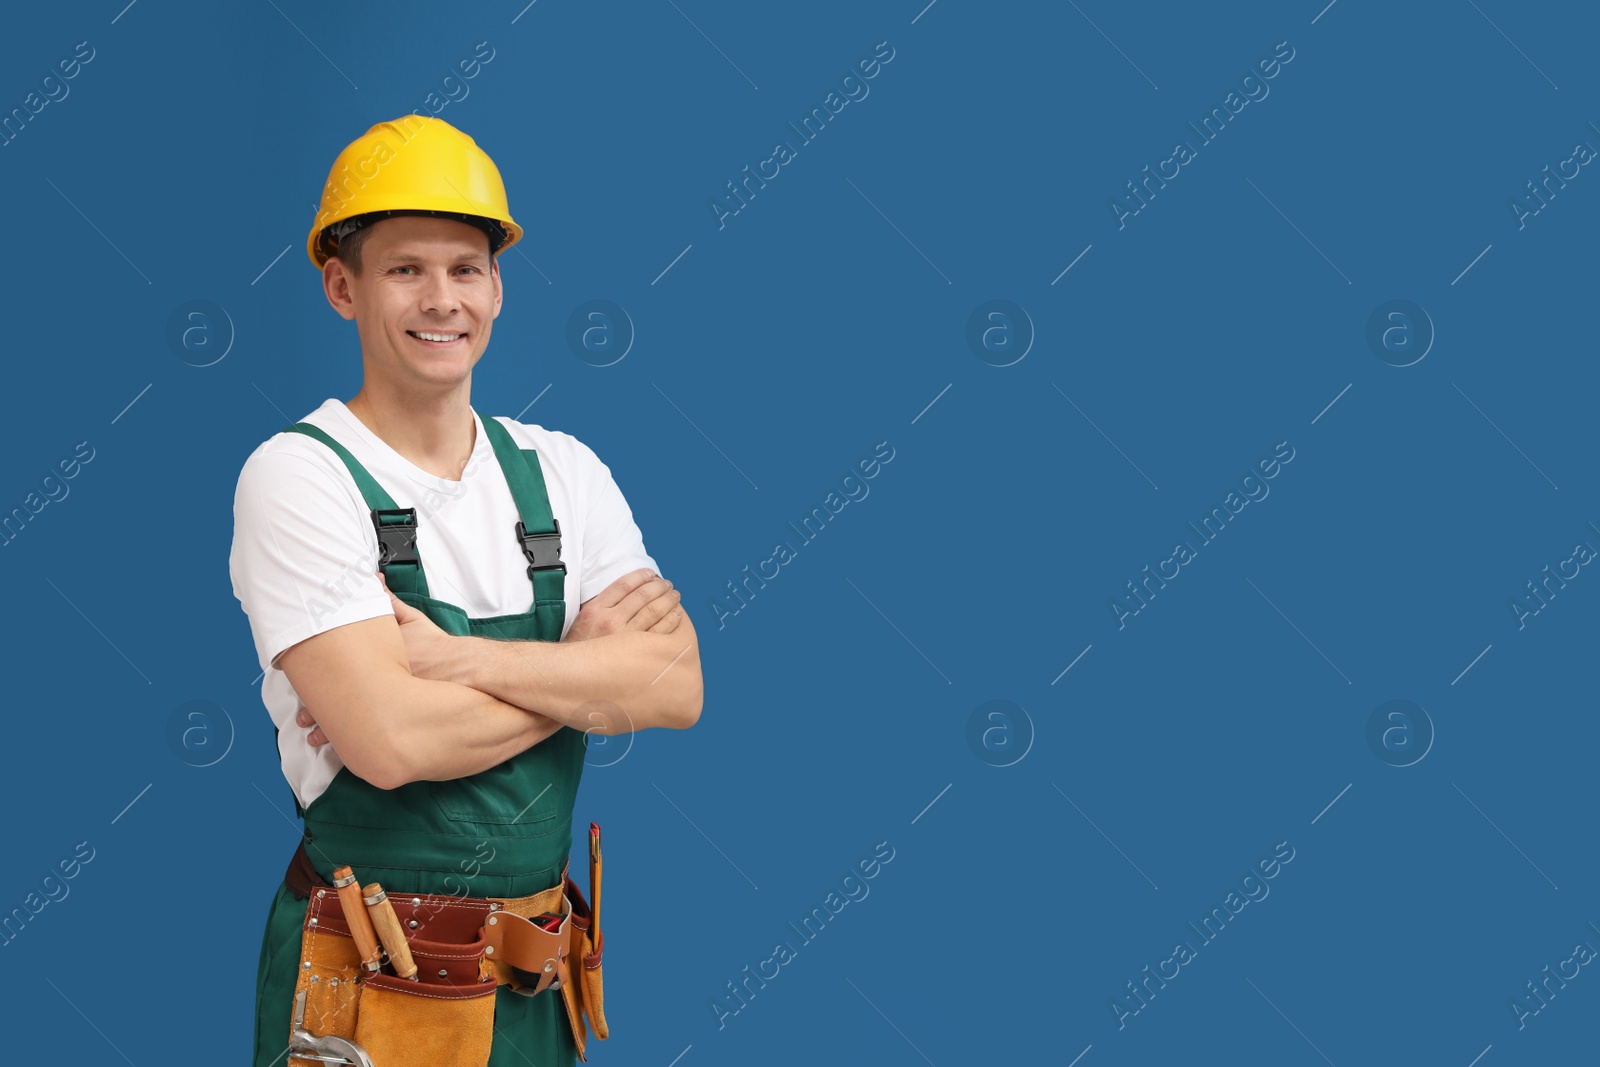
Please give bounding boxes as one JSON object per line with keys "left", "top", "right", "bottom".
{"left": 379, "top": 576, "right": 423, "bottom": 621}
{"left": 296, "top": 704, "right": 328, "bottom": 748}
{"left": 639, "top": 587, "right": 682, "bottom": 631}
{"left": 619, "top": 575, "right": 674, "bottom": 620}
{"left": 647, "top": 605, "right": 684, "bottom": 633}
{"left": 591, "top": 567, "right": 662, "bottom": 609}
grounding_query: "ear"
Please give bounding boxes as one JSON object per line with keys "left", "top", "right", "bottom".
{"left": 323, "top": 257, "right": 358, "bottom": 321}
{"left": 490, "top": 256, "right": 504, "bottom": 320}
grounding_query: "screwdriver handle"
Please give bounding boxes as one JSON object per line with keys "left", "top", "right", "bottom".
{"left": 332, "top": 865, "right": 382, "bottom": 973}
{"left": 364, "top": 882, "right": 418, "bottom": 981}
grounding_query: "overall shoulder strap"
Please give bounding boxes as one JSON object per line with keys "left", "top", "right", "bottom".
{"left": 281, "top": 422, "right": 430, "bottom": 598}
{"left": 480, "top": 416, "right": 566, "bottom": 611}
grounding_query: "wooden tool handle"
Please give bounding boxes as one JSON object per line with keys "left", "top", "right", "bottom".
{"left": 363, "top": 882, "right": 417, "bottom": 980}
{"left": 332, "top": 865, "right": 382, "bottom": 971}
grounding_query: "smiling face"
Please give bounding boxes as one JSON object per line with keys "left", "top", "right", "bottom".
{"left": 323, "top": 214, "right": 504, "bottom": 399}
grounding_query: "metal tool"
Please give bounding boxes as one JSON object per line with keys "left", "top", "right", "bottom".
{"left": 364, "top": 882, "right": 418, "bottom": 980}
{"left": 332, "top": 866, "right": 383, "bottom": 974}
{"left": 288, "top": 988, "right": 376, "bottom": 1067}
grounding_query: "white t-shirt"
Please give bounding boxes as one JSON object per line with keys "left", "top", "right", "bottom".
{"left": 229, "top": 398, "right": 658, "bottom": 809}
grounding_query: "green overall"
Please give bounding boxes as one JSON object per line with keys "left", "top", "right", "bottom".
{"left": 251, "top": 416, "right": 583, "bottom": 1067}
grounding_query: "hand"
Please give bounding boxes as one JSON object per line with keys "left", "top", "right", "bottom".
{"left": 564, "top": 567, "right": 683, "bottom": 642}
{"left": 379, "top": 572, "right": 459, "bottom": 682}
{"left": 295, "top": 703, "right": 329, "bottom": 748}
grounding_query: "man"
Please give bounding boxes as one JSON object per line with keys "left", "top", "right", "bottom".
{"left": 230, "top": 115, "right": 702, "bottom": 1067}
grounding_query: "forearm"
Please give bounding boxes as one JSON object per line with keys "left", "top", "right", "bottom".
{"left": 449, "top": 630, "right": 701, "bottom": 733}
{"left": 344, "top": 673, "right": 564, "bottom": 789}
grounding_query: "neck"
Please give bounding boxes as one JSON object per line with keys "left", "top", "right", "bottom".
{"left": 345, "top": 383, "right": 476, "bottom": 481}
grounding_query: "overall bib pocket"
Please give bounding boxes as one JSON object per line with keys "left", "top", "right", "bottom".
{"left": 428, "top": 746, "right": 569, "bottom": 828}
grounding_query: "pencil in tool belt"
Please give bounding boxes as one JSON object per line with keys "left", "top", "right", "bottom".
{"left": 364, "top": 883, "right": 418, "bottom": 981}
{"left": 332, "top": 865, "right": 383, "bottom": 974}
{"left": 590, "top": 823, "right": 601, "bottom": 933}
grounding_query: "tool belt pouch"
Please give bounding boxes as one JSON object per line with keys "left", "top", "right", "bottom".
{"left": 288, "top": 888, "right": 363, "bottom": 1067}
{"left": 479, "top": 860, "right": 598, "bottom": 1059}
{"left": 290, "top": 888, "right": 498, "bottom": 1067}
{"left": 352, "top": 896, "right": 498, "bottom": 1067}
{"left": 353, "top": 971, "right": 495, "bottom": 1067}
{"left": 564, "top": 872, "right": 608, "bottom": 1044}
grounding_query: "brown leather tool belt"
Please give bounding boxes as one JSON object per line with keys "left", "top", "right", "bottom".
{"left": 282, "top": 840, "right": 606, "bottom": 1065}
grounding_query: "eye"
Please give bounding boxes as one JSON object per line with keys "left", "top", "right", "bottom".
{"left": 388, "top": 265, "right": 416, "bottom": 275}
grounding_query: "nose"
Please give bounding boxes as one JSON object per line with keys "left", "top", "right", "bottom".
{"left": 419, "top": 267, "right": 461, "bottom": 316}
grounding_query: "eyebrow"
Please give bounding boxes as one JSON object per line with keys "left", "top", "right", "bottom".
{"left": 377, "top": 248, "right": 490, "bottom": 264}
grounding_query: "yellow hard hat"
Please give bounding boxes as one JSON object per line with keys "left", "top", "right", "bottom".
{"left": 306, "top": 115, "right": 523, "bottom": 269}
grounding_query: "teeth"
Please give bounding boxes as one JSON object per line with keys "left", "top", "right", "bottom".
{"left": 414, "top": 331, "right": 464, "bottom": 342}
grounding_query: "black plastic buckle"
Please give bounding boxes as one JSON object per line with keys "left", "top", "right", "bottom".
{"left": 371, "top": 508, "right": 421, "bottom": 567}
{"left": 517, "top": 518, "right": 565, "bottom": 576}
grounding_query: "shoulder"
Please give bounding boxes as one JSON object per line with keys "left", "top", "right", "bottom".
{"left": 488, "top": 416, "right": 605, "bottom": 471}
{"left": 232, "top": 412, "right": 361, "bottom": 507}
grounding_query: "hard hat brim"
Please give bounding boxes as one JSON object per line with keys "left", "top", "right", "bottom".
{"left": 312, "top": 208, "right": 519, "bottom": 269}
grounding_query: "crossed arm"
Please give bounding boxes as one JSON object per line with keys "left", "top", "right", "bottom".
{"left": 279, "top": 568, "right": 702, "bottom": 790}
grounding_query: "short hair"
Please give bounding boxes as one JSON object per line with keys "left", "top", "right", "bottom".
{"left": 333, "top": 223, "right": 377, "bottom": 276}
{"left": 327, "top": 211, "right": 502, "bottom": 277}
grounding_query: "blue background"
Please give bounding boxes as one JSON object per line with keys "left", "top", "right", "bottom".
{"left": 1, "top": 1, "right": 1596, "bottom": 1063}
